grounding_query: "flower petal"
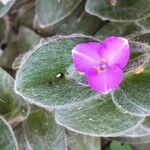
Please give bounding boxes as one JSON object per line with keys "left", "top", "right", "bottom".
{"left": 72, "top": 42, "right": 101, "bottom": 73}
{"left": 99, "top": 36, "right": 130, "bottom": 69}
{"left": 87, "top": 65, "right": 123, "bottom": 94}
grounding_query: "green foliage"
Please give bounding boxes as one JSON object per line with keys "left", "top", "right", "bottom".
{"left": 113, "top": 126, "right": 150, "bottom": 145}
{"left": 96, "top": 22, "right": 141, "bottom": 39}
{"left": 0, "top": 116, "right": 18, "bottom": 150}
{"left": 0, "top": 68, "right": 28, "bottom": 122}
{"left": 131, "top": 33, "right": 150, "bottom": 44}
{"left": 0, "top": 19, "right": 6, "bottom": 41}
{"left": 14, "top": 32, "right": 149, "bottom": 138}
{"left": 85, "top": 0, "right": 150, "bottom": 21}
{"left": 0, "top": 0, "right": 149, "bottom": 149}
{"left": 112, "top": 63, "right": 150, "bottom": 116}
{"left": 0, "top": 27, "right": 41, "bottom": 69}
{"left": 38, "top": 1, "right": 104, "bottom": 36}
{"left": 138, "top": 16, "right": 150, "bottom": 30}
{"left": 36, "top": 0, "right": 82, "bottom": 27}
{"left": 15, "top": 107, "right": 66, "bottom": 150}
{"left": 15, "top": 34, "right": 98, "bottom": 109}
{"left": 66, "top": 131, "right": 100, "bottom": 150}
{"left": 0, "top": 0, "right": 16, "bottom": 18}
{"left": 142, "top": 117, "right": 150, "bottom": 131}
{"left": 110, "top": 141, "right": 132, "bottom": 150}
{"left": 55, "top": 97, "right": 143, "bottom": 136}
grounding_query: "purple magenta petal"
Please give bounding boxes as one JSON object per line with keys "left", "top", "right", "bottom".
{"left": 99, "top": 36, "right": 130, "bottom": 69}
{"left": 72, "top": 42, "right": 101, "bottom": 73}
{"left": 87, "top": 65, "right": 123, "bottom": 94}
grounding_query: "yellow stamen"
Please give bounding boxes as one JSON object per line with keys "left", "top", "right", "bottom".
{"left": 96, "top": 67, "right": 101, "bottom": 74}
{"left": 134, "top": 66, "right": 144, "bottom": 74}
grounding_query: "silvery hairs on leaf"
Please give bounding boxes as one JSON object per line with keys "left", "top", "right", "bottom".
{"left": 15, "top": 34, "right": 100, "bottom": 110}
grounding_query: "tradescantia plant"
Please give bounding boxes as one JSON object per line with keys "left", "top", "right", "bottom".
{"left": 0, "top": 0, "right": 150, "bottom": 149}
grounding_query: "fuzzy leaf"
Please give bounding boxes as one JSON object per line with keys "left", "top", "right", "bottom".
{"left": 0, "top": 68, "right": 28, "bottom": 122}
{"left": 55, "top": 96, "right": 143, "bottom": 137}
{"left": 36, "top": 0, "right": 82, "bottom": 27}
{"left": 142, "top": 117, "right": 150, "bottom": 131}
{"left": 138, "top": 16, "right": 150, "bottom": 31}
{"left": 112, "top": 62, "right": 150, "bottom": 116}
{"left": 0, "top": 116, "right": 18, "bottom": 150}
{"left": 0, "top": 19, "right": 6, "bottom": 41}
{"left": 0, "top": 0, "right": 16, "bottom": 18}
{"left": 124, "top": 53, "right": 149, "bottom": 73}
{"left": 15, "top": 107, "right": 66, "bottom": 150}
{"left": 15, "top": 0, "right": 35, "bottom": 29}
{"left": 15, "top": 34, "right": 99, "bottom": 109}
{"left": 96, "top": 22, "right": 140, "bottom": 39}
{"left": 85, "top": 0, "right": 150, "bottom": 21}
{"left": 0, "top": 27, "right": 41, "bottom": 69}
{"left": 129, "top": 41, "right": 150, "bottom": 53}
{"left": 131, "top": 33, "right": 150, "bottom": 45}
{"left": 67, "top": 131, "right": 100, "bottom": 150}
{"left": 113, "top": 125, "right": 150, "bottom": 144}
{"left": 36, "top": 1, "right": 103, "bottom": 36}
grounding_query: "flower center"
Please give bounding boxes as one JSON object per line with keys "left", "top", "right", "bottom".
{"left": 96, "top": 58, "right": 108, "bottom": 74}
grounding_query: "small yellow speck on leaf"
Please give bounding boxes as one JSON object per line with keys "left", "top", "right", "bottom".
{"left": 134, "top": 66, "right": 144, "bottom": 74}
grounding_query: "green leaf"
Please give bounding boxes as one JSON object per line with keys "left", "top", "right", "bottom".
{"left": 15, "top": 0, "right": 35, "bottom": 29}
{"left": 132, "top": 143, "right": 150, "bottom": 150}
{"left": 110, "top": 141, "right": 132, "bottom": 150}
{"left": 142, "top": 116, "right": 150, "bottom": 131}
{"left": 36, "top": 0, "right": 82, "bottom": 27}
{"left": 0, "top": 68, "right": 29, "bottom": 123}
{"left": 112, "top": 63, "right": 150, "bottom": 116}
{"left": 0, "top": 0, "right": 16, "bottom": 18}
{"left": 0, "top": 27, "right": 41, "bottom": 69}
{"left": 138, "top": 16, "right": 150, "bottom": 30}
{"left": 66, "top": 131, "right": 100, "bottom": 150}
{"left": 123, "top": 40, "right": 150, "bottom": 73}
{"left": 15, "top": 107, "right": 66, "bottom": 150}
{"left": 0, "top": 116, "right": 18, "bottom": 150}
{"left": 129, "top": 41, "right": 150, "bottom": 53}
{"left": 130, "top": 52, "right": 143, "bottom": 60}
{"left": 37, "top": 1, "right": 103, "bottom": 36}
{"left": 85, "top": 0, "right": 150, "bottom": 21}
{"left": 130, "top": 33, "right": 150, "bottom": 45}
{"left": 15, "top": 34, "right": 99, "bottom": 109}
{"left": 95, "top": 22, "right": 140, "bottom": 39}
{"left": 55, "top": 96, "right": 143, "bottom": 136}
{"left": 0, "top": 19, "right": 6, "bottom": 41}
{"left": 113, "top": 125, "right": 150, "bottom": 144}
{"left": 124, "top": 53, "right": 149, "bottom": 73}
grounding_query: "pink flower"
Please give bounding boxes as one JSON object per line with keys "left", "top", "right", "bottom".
{"left": 72, "top": 36, "right": 130, "bottom": 94}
